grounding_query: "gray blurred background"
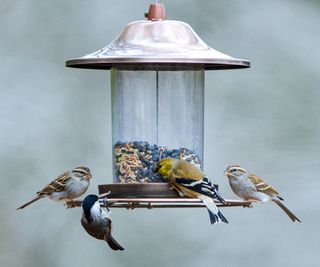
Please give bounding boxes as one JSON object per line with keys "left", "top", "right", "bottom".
{"left": 1, "top": 0, "right": 320, "bottom": 266}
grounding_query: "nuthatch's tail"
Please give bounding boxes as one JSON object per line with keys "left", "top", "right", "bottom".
{"left": 107, "top": 236, "right": 125, "bottom": 251}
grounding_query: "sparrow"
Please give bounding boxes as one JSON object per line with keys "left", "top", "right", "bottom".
{"left": 81, "top": 194, "right": 124, "bottom": 251}
{"left": 224, "top": 165, "right": 301, "bottom": 223}
{"left": 154, "top": 158, "right": 228, "bottom": 225}
{"left": 17, "top": 166, "right": 92, "bottom": 210}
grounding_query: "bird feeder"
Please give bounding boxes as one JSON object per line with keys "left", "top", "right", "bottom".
{"left": 66, "top": 3, "right": 250, "bottom": 209}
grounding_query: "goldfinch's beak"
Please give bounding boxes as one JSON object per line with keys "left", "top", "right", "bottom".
{"left": 153, "top": 165, "right": 160, "bottom": 174}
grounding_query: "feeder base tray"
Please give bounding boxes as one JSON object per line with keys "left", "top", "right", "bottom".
{"left": 99, "top": 183, "right": 182, "bottom": 198}
{"left": 65, "top": 183, "right": 252, "bottom": 209}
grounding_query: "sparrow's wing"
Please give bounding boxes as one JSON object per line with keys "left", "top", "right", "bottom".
{"left": 174, "top": 177, "right": 225, "bottom": 202}
{"left": 248, "top": 173, "right": 279, "bottom": 196}
{"left": 37, "top": 171, "right": 71, "bottom": 195}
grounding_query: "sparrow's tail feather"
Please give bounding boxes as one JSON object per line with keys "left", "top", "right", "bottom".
{"left": 107, "top": 236, "right": 125, "bottom": 251}
{"left": 200, "top": 195, "right": 228, "bottom": 224}
{"left": 272, "top": 199, "right": 301, "bottom": 223}
{"left": 16, "top": 196, "right": 42, "bottom": 210}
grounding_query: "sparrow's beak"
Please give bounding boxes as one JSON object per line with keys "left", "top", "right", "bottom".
{"left": 224, "top": 170, "right": 231, "bottom": 177}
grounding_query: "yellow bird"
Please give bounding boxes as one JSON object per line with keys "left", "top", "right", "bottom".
{"left": 154, "top": 158, "right": 228, "bottom": 225}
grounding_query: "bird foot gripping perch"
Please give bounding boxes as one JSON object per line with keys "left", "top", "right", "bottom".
{"left": 64, "top": 191, "right": 112, "bottom": 209}
{"left": 65, "top": 200, "right": 78, "bottom": 209}
{"left": 242, "top": 202, "right": 253, "bottom": 208}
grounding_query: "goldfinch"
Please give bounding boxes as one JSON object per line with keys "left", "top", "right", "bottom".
{"left": 225, "top": 165, "right": 301, "bottom": 223}
{"left": 154, "top": 158, "right": 228, "bottom": 225}
{"left": 17, "top": 167, "right": 92, "bottom": 210}
{"left": 81, "top": 194, "right": 124, "bottom": 251}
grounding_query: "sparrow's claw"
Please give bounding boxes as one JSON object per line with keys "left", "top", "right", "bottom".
{"left": 65, "top": 200, "right": 79, "bottom": 209}
{"left": 243, "top": 202, "right": 253, "bottom": 208}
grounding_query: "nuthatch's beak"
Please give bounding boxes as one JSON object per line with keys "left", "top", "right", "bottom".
{"left": 98, "top": 191, "right": 111, "bottom": 199}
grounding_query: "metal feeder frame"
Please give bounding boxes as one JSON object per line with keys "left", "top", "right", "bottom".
{"left": 66, "top": 3, "right": 251, "bottom": 209}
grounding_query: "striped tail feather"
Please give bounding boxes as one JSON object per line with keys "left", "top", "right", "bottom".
{"left": 200, "top": 195, "right": 229, "bottom": 224}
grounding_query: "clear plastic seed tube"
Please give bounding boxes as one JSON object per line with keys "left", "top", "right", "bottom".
{"left": 111, "top": 67, "right": 204, "bottom": 183}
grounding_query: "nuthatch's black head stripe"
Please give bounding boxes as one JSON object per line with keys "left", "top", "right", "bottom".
{"left": 82, "top": 194, "right": 98, "bottom": 223}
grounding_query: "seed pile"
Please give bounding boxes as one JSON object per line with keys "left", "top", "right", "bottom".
{"left": 114, "top": 141, "right": 201, "bottom": 183}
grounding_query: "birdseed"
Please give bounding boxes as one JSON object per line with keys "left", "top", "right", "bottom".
{"left": 114, "top": 141, "right": 201, "bottom": 183}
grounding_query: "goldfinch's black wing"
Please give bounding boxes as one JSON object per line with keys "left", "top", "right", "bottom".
{"left": 174, "top": 177, "right": 226, "bottom": 204}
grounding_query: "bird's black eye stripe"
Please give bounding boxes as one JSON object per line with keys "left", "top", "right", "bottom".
{"left": 74, "top": 170, "right": 88, "bottom": 177}
{"left": 81, "top": 167, "right": 90, "bottom": 173}
{"left": 74, "top": 167, "right": 90, "bottom": 175}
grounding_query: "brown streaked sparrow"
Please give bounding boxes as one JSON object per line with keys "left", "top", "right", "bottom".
{"left": 224, "top": 165, "right": 301, "bottom": 223}
{"left": 17, "top": 166, "right": 92, "bottom": 210}
{"left": 81, "top": 194, "right": 124, "bottom": 251}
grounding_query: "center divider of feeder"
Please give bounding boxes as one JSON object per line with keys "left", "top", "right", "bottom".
{"left": 114, "top": 141, "right": 201, "bottom": 183}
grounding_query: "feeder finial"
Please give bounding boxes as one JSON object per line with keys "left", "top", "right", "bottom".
{"left": 144, "top": 3, "right": 166, "bottom": 21}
